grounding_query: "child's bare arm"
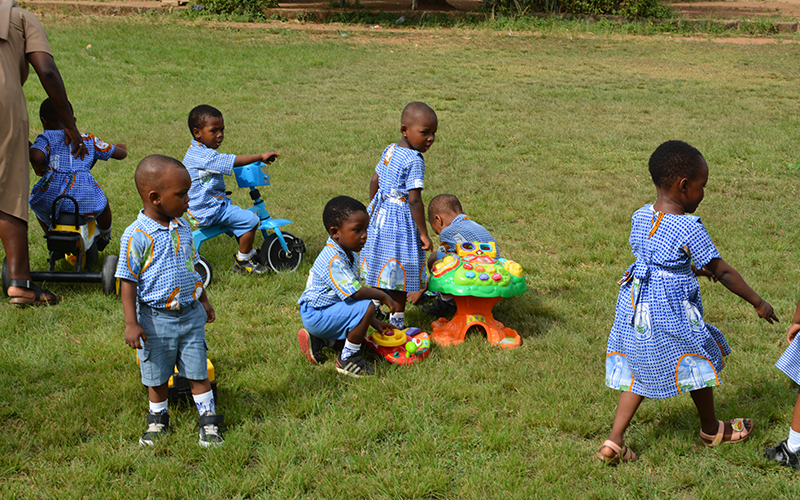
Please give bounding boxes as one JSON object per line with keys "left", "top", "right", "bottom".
{"left": 234, "top": 152, "right": 279, "bottom": 167}
{"left": 352, "top": 286, "right": 397, "bottom": 313}
{"left": 371, "top": 318, "right": 394, "bottom": 334}
{"left": 705, "top": 257, "right": 778, "bottom": 323}
{"left": 111, "top": 143, "right": 128, "bottom": 160}
{"left": 369, "top": 173, "right": 379, "bottom": 200}
{"left": 29, "top": 148, "right": 47, "bottom": 176}
{"left": 408, "top": 188, "right": 432, "bottom": 251}
{"left": 198, "top": 289, "right": 215, "bottom": 323}
{"left": 120, "top": 279, "right": 147, "bottom": 349}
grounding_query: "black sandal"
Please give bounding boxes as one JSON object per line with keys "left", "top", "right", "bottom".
{"left": 8, "top": 279, "right": 60, "bottom": 306}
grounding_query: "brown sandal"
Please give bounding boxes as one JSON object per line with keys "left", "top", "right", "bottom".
{"left": 8, "top": 279, "right": 60, "bottom": 306}
{"left": 699, "top": 418, "right": 753, "bottom": 447}
{"left": 597, "top": 439, "right": 638, "bottom": 464}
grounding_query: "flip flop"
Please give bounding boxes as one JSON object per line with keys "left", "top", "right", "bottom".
{"left": 700, "top": 418, "right": 753, "bottom": 447}
{"left": 7, "top": 279, "right": 60, "bottom": 306}
{"left": 597, "top": 439, "right": 638, "bottom": 464}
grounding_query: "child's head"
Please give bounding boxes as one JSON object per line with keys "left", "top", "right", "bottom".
{"left": 649, "top": 140, "right": 708, "bottom": 213}
{"left": 135, "top": 155, "right": 192, "bottom": 223}
{"left": 188, "top": 105, "right": 225, "bottom": 150}
{"left": 400, "top": 102, "right": 437, "bottom": 153}
{"left": 428, "top": 194, "right": 463, "bottom": 235}
{"left": 323, "top": 196, "right": 369, "bottom": 254}
{"left": 39, "top": 98, "right": 74, "bottom": 130}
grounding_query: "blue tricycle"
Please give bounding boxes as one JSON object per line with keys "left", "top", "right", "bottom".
{"left": 190, "top": 161, "right": 305, "bottom": 287}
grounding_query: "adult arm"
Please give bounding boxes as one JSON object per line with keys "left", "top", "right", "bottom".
{"left": 27, "top": 52, "right": 87, "bottom": 160}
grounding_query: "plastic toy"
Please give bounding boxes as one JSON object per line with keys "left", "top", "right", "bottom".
{"left": 365, "top": 327, "right": 431, "bottom": 365}
{"left": 188, "top": 161, "right": 306, "bottom": 287}
{"left": 136, "top": 357, "right": 218, "bottom": 402}
{"left": 1, "top": 194, "right": 118, "bottom": 296}
{"left": 428, "top": 241, "right": 526, "bottom": 349}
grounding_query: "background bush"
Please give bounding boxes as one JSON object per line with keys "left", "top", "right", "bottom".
{"left": 482, "top": 0, "right": 673, "bottom": 18}
{"left": 200, "top": 0, "right": 279, "bottom": 17}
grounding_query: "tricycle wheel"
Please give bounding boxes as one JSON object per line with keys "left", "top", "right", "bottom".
{"left": 1, "top": 257, "right": 9, "bottom": 296}
{"left": 261, "top": 232, "right": 303, "bottom": 273}
{"left": 101, "top": 255, "right": 119, "bottom": 295}
{"left": 195, "top": 256, "right": 213, "bottom": 288}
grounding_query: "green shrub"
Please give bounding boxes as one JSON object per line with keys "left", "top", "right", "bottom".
{"left": 200, "top": 0, "right": 278, "bottom": 17}
{"left": 481, "top": 0, "right": 673, "bottom": 18}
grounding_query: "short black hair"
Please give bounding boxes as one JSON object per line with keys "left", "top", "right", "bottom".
{"left": 401, "top": 101, "right": 436, "bottom": 125}
{"left": 134, "top": 155, "right": 186, "bottom": 199}
{"left": 649, "top": 140, "right": 706, "bottom": 188}
{"left": 323, "top": 196, "right": 367, "bottom": 232}
{"left": 188, "top": 105, "right": 223, "bottom": 133}
{"left": 428, "top": 194, "right": 462, "bottom": 221}
{"left": 39, "top": 98, "right": 73, "bottom": 126}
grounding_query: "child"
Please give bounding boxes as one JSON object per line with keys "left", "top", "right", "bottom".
{"left": 298, "top": 196, "right": 397, "bottom": 377}
{"left": 116, "top": 155, "right": 223, "bottom": 447}
{"left": 765, "top": 300, "right": 800, "bottom": 469}
{"left": 29, "top": 98, "right": 127, "bottom": 249}
{"left": 408, "top": 194, "right": 497, "bottom": 317}
{"left": 183, "top": 104, "right": 279, "bottom": 275}
{"left": 598, "top": 140, "right": 778, "bottom": 464}
{"left": 360, "top": 102, "right": 437, "bottom": 330}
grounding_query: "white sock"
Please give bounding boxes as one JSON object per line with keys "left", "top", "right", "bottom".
{"left": 787, "top": 428, "right": 800, "bottom": 452}
{"left": 389, "top": 312, "right": 405, "bottom": 329}
{"left": 192, "top": 389, "right": 216, "bottom": 416}
{"left": 372, "top": 299, "right": 382, "bottom": 310}
{"left": 342, "top": 340, "right": 361, "bottom": 360}
{"left": 237, "top": 249, "right": 257, "bottom": 261}
{"left": 149, "top": 399, "right": 168, "bottom": 414}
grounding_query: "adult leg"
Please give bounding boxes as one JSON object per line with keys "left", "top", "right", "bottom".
{"left": 0, "top": 211, "right": 59, "bottom": 303}
{"left": 599, "top": 391, "right": 644, "bottom": 459}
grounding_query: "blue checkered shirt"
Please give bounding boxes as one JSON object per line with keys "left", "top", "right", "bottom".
{"left": 183, "top": 139, "right": 237, "bottom": 226}
{"left": 115, "top": 211, "right": 203, "bottom": 310}
{"left": 437, "top": 214, "right": 497, "bottom": 260}
{"left": 298, "top": 237, "right": 362, "bottom": 308}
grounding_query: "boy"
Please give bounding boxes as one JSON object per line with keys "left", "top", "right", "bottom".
{"left": 297, "top": 196, "right": 397, "bottom": 377}
{"left": 116, "top": 155, "right": 223, "bottom": 447}
{"left": 409, "top": 194, "right": 497, "bottom": 317}
{"left": 183, "top": 104, "right": 279, "bottom": 275}
{"left": 29, "top": 98, "right": 127, "bottom": 249}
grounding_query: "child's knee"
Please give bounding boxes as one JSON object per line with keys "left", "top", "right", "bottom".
{"left": 364, "top": 301, "right": 376, "bottom": 321}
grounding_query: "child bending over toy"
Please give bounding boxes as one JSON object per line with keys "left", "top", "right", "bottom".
{"left": 183, "top": 104, "right": 279, "bottom": 275}
{"left": 408, "top": 194, "right": 497, "bottom": 318}
{"left": 116, "top": 155, "right": 223, "bottom": 447}
{"left": 598, "top": 140, "right": 778, "bottom": 464}
{"left": 360, "top": 102, "right": 437, "bottom": 330}
{"left": 766, "top": 296, "right": 800, "bottom": 469}
{"left": 298, "top": 196, "right": 397, "bottom": 377}
{"left": 29, "top": 98, "right": 127, "bottom": 250}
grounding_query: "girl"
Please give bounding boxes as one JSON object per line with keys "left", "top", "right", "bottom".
{"left": 360, "top": 102, "right": 436, "bottom": 330}
{"left": 598, "top": 140, "right": 778, "bottom": 464}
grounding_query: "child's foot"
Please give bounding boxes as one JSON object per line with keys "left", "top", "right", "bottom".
{"left": 96, "top": 233, "right": 111, "bottom": 252}
{"left": 699, "top": 418, "right": 753, "bottom": 447}
{"left": 596, "top": 439, "right": 638, "bottom": 464}
{"left": 765, "top": 440, "right": 800, "bottom": 470}
{"left": 232, "top": 254, "right": 268, "bottom": 275}
{"left": 139, "top": 411, "right": 169, "bottom": 446}
{"left": 298, "top": 328, "right": 326, "bottom": 365}
{"left": 198, "top": 411, "right": 225, "bottom": 448}
{"left": 335, "top": 352, "right": 375, "bottom": 377}
{"left": 421, "top": 295, "right": 456, "bottom": 319}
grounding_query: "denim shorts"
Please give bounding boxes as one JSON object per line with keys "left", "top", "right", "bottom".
{"left": 212, "top": 202, "right": 259, "bottom": 237}
{"left": 137, "top": 300, "right": 208, "bottom": 387}
{"left": 299, "top": 299, "right": 371, "bottom": 341}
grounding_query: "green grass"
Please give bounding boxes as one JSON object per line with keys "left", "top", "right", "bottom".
{"left": 4, "top": 14, "right": 800, "bottom": 498}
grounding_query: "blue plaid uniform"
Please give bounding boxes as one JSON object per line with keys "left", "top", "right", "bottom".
{"left": 605, "top": 204, "right": 728, "bottom": 399}
{"left": 299, "top": 238, "right": 362, "bottom": 308}
{"left": 183, "top": 139, "right": 237, "bottom": 227}
{"left": 115, "top": 211, "right": 203, "bottom": 310}
{"left": 776, "top": 338, "right": 800, "bottom": 384}
{"left": 360, "top": 144, "right": 426, "bottom": 293}
{"left": 29, "top": 130, "right": 116, "bottom": 225}
{"left": 437, "top": 214, "right": 497, "bottom": 260}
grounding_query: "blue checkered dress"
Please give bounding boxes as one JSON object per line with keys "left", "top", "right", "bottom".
{"left": 298, "top": 237, "right": 362, "bottom": 308}
{"left": 360, "top": 144, "right": 427, "bottom": 293}
{"left": 183, "top": 139, "right": 237, "bottom": 227}
{"left": 776, "top": 340, "right": 800, "bottom": 385}
{"left": 115, "top": 211, "right": 203, "bottom": 310}
{"left": 437, "top": 214, "right": 497, "bottom": 260}
{"left": 605, "top": 205, "right": 729, "bottom": 399}
{"left": 28, "top": 130, "right": 116, "bottom": 225}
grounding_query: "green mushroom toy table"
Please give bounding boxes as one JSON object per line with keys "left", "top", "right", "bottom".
{"left": 427, "top": 242, "right": 527, "bottom": 349}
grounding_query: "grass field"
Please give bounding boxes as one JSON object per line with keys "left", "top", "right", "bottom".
{"left": 3, "top": 13, "right": 800, "bottom": 499}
